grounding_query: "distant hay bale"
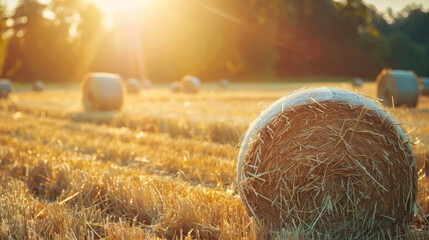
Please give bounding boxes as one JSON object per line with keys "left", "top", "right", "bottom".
{"left": 352, "top": 77, "right": 363, "bottom": 87}
{"left": 142, "top": 79, "right": 152, "bottom": 89}
{"left": 170, "top": 81, "right": 181, "bottom": 92}
{"left": 421, "top": 77, "right": 429, "bottom": 96}
{"left": 0, "top": 79, "right": 12, "bottom": 99}
{"left": 237, "top": 87, "right": 417, "bottom": 238}
{"left": 126, "top": 78, "right": 141, "bottom": 94}
{"left": 220, "top": 79, "right": 229, "bottom": 88}
{"left": 376, "top": 69, "right": 420, "bottom": 107}
{"left": 82, "top": 73, "right": 124, "bottom": 111}
{"left": 181, "top": 75, "right": 201, "bottom": 93}
{"left": 33, "top": 81, "right": 44, "bottom": 92}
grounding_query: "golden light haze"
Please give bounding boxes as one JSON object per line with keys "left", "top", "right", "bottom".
{"left": 1, "top": 0, "right": 428, "bottom": 82}
{"left": 88, "top": 0, "right": 154, "bottom": 26}
{"left": 5, "top": 0, "right": 429, "bottom": 16}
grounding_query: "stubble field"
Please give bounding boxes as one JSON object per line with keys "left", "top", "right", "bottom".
{"left": 0, "top": 82, "right": 428, "bottom": 239}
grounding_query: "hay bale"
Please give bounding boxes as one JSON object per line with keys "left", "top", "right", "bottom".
{"left": 181, "top": 75, "right": 201, "bottom": 93}
{"left": 220, "top": 79, "right": 229, "bottom": 88}
{"left": 0, "top": 79, "right": 12, "bottom": 99}
{"left": 170, "top": 81, "right": 181, "bottom": 92}
{"left": 142, "top": 79, "right": 152, "bottom": 89}
{"left": 237, "top": 87, "right": 417, "bottom": 238}
{"left": 376, "top": 69, "right": 420, "bottom": 107}
{"left": 421, "top": 77, "right": 429, "bottom": 96}
{"left": 352, "top": 77, "right": 363, "bottom": 87}
{"left": 126, "top": 78, "right": 141, "bottom": 94}
{"left": 82, "top": 73, "right": 124, "bottom": 111}
{"left": 33, "top": 81, "right": 44, "bottom": 92}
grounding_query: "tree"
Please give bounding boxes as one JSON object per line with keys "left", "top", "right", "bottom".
{"left": 2, "top": 0, "right": 51, "bottom": 81}
{"left": 2, "top": 0, "right": 104, "bottom": 82}
{"left": 377, "top": 4, "right": 429, "bottom": 76}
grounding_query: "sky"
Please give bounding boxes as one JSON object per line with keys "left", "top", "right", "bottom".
{"left": 3, "top": 0, "right": 429, "bottom": 17}
{"left": 364, "top": 0, "right": 428, "bottom": 12}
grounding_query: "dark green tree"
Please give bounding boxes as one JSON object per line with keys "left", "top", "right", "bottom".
{"left": 375, "top": 4, "right": 429, "bottom": 76}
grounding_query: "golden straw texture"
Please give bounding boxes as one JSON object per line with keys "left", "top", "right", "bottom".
{"left": 238, "top": 88, "right": 418, "bottom": 239}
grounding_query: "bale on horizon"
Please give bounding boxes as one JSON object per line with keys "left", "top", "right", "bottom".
{"left": 376, "top": 69, "right": 420, "bottom": 107}
{"left": 142, "top": 79, "right": 152, "bottom": 89}
{"left": 33, "top": 81, "right": 44, "bottom": 92}
{"left": 220, "top": 79, "right": 229, "bottom": 88}
{"left": 421, "top": 77, "right": 429, "bottom": 96}
{"left": 0, "top": 79, "right": 13, "bottom": 99}
{"left": 126, "top": 78, "right": 141, "bottom": 94}
{"left": 82, "top": 73, "right": 124, "bottom": 111}
{"left": 181, "top": 75, "right": 201, "bottom": 93}
{"left": 237, "top": 87, "right": 417, "bottom": 238}
{"left": 352, "top": 77, "right": 363, "bottom": 87}
{"left": 170, "top": 81, "right": 180, "bottom": 92}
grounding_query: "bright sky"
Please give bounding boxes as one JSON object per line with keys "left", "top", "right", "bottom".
{"left": 4, "top": 0, "right": 151, "bottom": 15}
{"left": 364, "top": 0, "right": 429, "bottom": 12}
{"left": 4, "top": 0, "right": 428, "bottom": 17}
{"left": 4, "top": 0, "right": 152, "bottom": 26}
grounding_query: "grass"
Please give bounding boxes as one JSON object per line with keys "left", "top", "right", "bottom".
{"left": 0, "top": 82, "right": 428, "bottom": 239}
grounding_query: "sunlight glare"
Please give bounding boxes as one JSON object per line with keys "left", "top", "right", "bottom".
{"left": 90, "top": 0, "right": 154, "bottom": 26}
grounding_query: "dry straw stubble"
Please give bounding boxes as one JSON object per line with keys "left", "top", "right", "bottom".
{"left": 237, "top": 87, "right": 418, "bottom": 239}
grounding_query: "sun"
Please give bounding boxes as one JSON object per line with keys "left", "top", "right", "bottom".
{"left": 90, "top": 0, "right": 154, "bottom": 26}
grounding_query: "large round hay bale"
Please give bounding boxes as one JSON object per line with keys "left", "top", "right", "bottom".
{"left": 82, "top": 73, "right": 124, "bottom": 111}
{"left": 237, "top": 87, "right": 417, "bottom": 238}
{"left": 33, "top": 81, "right": 44, "bottom": 92}
{"left": 0, "top": 79, "right": 12, "bottom": 99}
{"left": 376, "top": 69, "right": 420, "bottom": 107}
{"left": 126, "top": 78, "right": 141, "bottom": 94}
{"left": 352, "top": 77, "right": 363, "bottom": 87}
{"left": 170, "top": 81, "right": 181, "bottom": 92}
{"left": 181, "top": 75, "right": 200, "bottom": 93}
{"left": 421, "top": 77, "right": 429, "bottom": 96}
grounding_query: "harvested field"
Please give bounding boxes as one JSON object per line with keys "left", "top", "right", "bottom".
{"left": 0, "top": 82, "right": 428, "bottom": 239}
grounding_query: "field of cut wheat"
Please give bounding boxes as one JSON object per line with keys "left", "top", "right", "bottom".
{"left": 0, "top": 82, "right": 428, "bottom": 239}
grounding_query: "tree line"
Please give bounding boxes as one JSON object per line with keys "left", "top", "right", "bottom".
{"left": 0, "top": 0, "right": 428, "bottom": 83}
